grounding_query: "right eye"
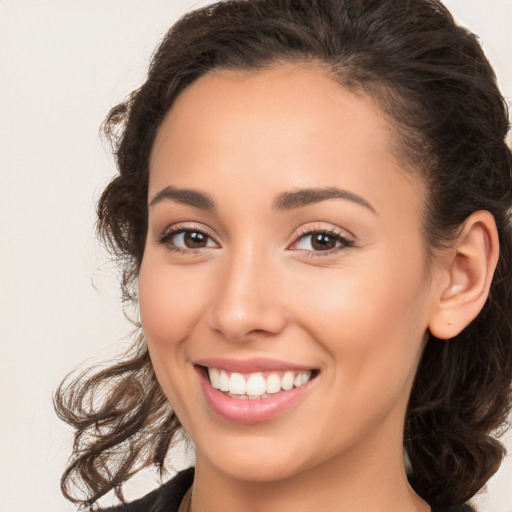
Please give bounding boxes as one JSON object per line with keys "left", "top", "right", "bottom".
{"left": 158, "top": 227, "right": 219, "bottom": 252}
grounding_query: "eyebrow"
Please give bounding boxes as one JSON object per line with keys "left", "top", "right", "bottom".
{"left": 273, "top": 187, "right": 377, "bottom": 213}
{"left": 149, "top": 185, "right": 376, "bottom": 214}
{"left": 149, "top": 186, "right": 215, "bottom": 209}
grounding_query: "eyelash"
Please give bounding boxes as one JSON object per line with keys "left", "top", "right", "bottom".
{"left": 156, "top": 224, "right": 355, "bottom": 257}
{"left": 292, "top": 227, "right": 355, "bottom": 257}
{"left": 157, "top": 224, "right": 215, "bottom": 256}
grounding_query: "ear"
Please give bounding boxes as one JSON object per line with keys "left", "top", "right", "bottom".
{"left": 428, "top": 211, "right": 499, "bottom": 340}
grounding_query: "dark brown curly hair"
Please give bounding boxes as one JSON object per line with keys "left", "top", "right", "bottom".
{"left": 55, "top": 0, "right": 512, "bottom": 508}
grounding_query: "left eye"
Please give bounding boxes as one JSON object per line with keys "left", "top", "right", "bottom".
{"left": 162, "top": 229, "right": 217, "bottom": 250}
{"left": 292, "top": 231, "right": 352, "bottom": 252}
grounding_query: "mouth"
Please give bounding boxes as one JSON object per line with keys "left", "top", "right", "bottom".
{"left": 194, "top": 361, "right": 320, "bottom": 423}
{"left": 205, "top": 367, "right": 316, "bottom": 399}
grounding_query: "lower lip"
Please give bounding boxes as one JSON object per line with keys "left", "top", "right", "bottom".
{"left": 198, "top": 368, "right": 316, "bottom": 424}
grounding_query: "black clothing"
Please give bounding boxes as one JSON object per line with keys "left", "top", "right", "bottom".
{"left": 101, "top": 467, "right": 194, "bottom": 512}
{"left": 100, "top": 467, "right": 475, "bottom": 512}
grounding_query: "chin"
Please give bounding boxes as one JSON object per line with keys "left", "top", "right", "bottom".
{"left": 193, "top": 425, "right": 338, "bottom": 486}
{"left": 204, "top": 453, "right": 309, "bottom": 484}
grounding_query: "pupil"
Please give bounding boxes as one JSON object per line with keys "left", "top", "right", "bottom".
{"left": 184, "top": 231, "right": 206, "bottom": 248}
{"left": 312, "top": 233, "right": 336, "bottom": 251}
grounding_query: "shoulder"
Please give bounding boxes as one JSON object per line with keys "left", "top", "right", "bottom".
{"left": 98, "top": 467, "right": 194, "bottom": 512}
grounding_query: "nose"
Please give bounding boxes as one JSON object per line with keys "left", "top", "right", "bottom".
{"left": 206, "top": 246, "right": 288, "bottom": 342}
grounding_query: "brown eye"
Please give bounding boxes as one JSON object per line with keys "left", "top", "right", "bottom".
{"left": 183, "top": 231, "right": 208, "bottom": 248}
{"left": 291, "top": 229, "right": 354, "bottom": 254}
{"left": 310, "top": 233, "right": 338, "bottom": 251}
{"left": 159, "top": 228, "right": 218, "bottom": 251}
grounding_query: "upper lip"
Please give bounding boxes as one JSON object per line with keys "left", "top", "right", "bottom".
{"left": 193, "top": 357, "right": 316, "bottom": 373}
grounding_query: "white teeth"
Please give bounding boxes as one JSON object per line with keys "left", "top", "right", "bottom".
{"left": 230, "top": 373, "right": 246, "bottom": 395}
{"left": 207, "top": 368, "right": 313, "bottom": 397}
{"left": 219, "top": 370, "right": 230, "bottom": 392}
{"left": 266, "top": 373, "right": 281, "bottom": 394}
{"left": 246, "top": 373, "right": 266, "bottom": 395}
{"left": 209, "top": 368, "right": 220, "bottom": 389}
{"left": 281, "top": 371, "right": 294, "bottom": 391}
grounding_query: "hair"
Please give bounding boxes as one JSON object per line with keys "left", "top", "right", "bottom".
{"left": 55, "top": 0, "right": 512, "bottom": 508}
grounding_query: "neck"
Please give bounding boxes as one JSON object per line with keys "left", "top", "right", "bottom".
{"left": 191, "top": 430, "right": 429, "bottom": 512}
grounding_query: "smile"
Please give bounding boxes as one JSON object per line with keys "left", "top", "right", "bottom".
{"left": 195, "top": 361, "right": 319, "bottom": 424}
{"left": 207, "top": 368, "right": 313, "bottom": 399}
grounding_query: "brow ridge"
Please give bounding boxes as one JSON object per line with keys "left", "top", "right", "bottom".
{"left": 149, "top": 185, "right": 376, "bottom": 214}
{"left": 149, "top": 186, "right": 215, "bottom": 210}
{"left": 273, "top": 187, "right": 376, "bottom": 213}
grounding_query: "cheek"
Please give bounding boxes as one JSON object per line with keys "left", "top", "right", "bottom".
{"left": 138, "top": 257, "right": 208, "bottom": 347}
{"left": 294, "top": 248, "right": 431, "bottom": 391}
{"left": 137, "top": 258, "right": 205, "bottom": 422}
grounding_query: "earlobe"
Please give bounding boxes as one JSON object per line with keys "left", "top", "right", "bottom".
{"left": 428, "top": 211, "right": 499, "bottom": 340}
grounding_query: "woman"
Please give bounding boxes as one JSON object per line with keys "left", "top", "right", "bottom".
{"left": 55, "top": 0, "right": 512, "bottom": 511}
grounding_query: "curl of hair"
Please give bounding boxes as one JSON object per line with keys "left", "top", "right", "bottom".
{"left": 55, "top": 0, "right": 512, "bottom": 507}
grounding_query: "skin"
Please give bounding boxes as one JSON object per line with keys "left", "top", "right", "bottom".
{"left": 138, "top": 63, "right": 460, "bottom": 512}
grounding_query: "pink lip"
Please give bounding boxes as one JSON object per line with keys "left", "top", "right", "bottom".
{"left": 194, "top": 357, "right": 314, "bottom": 373}
{"left": 195, "top": 363, "right": 318, "bottom": 424}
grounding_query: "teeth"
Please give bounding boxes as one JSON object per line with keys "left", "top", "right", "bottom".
{"left": 207, "top": 368, "right": 312, "bottom": 397}
{"left": 246, "top": 373, "right": 266, "bottom": 395}
{"left": 209, "top": 368, "right": 220, "bottom": 389}
{"left": 266, "top": 373, "right": 281, "bottom": 394}
{"left": 219, "top": 370, "right": 230, "bottom": 392}
{"left": 281, "top": 371, "right": 294, "bottom": 391}
{"left": 229, "top": 373, "right": 246, "bottom": 395}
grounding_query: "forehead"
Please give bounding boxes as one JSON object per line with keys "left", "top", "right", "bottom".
{"left": 151, "top": 63, "right": 392, "bottom": 167}
{"left": 149, "top": 63, "right": 424, "bottom": 221}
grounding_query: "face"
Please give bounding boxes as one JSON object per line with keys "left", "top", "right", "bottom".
{"left": 139, "top": 64, "right": 441, "bottom": 484}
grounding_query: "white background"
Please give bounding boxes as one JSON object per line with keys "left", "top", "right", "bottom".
{"left": 0, "top": 1, "right": 511, "bottom": 511}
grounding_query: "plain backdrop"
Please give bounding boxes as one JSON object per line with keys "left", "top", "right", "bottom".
{"left": 1, "top": 1, "right": 511, "bottom": 511}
